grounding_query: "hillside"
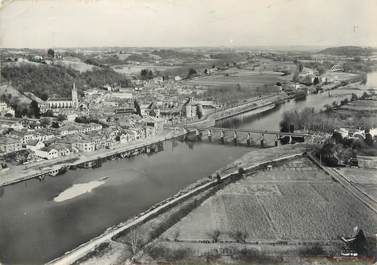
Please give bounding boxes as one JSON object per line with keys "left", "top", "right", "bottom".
{"left": 0, "top": 63, "right": 129, "bottom": 100}
{"left": 319, "top": 46, "right": 377, "bottom": 57}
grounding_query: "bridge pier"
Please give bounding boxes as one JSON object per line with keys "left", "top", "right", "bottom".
{"left": 260, "top": 133, "right": 265, "bottom": 147}
{"left": 220, "top": 130, "right": 224, "bottom": 144}
{"left": 207, "top": 129, "right": 212, "bottom": 142}
{"left": 233, "top": 131, "right": 238, "bottom": 145}
{"left": 195, "top": 129, "right": 202, "bottom": 141}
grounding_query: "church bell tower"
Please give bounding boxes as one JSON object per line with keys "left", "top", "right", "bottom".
{"left": 72, "top": 83, "right": 78, "bottom": 109}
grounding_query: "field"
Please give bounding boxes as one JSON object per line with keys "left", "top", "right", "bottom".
{"left": 184, "top": 69, "right": 285, "bottom": 91}
{"left": 337, "top": 168, "right": 377, "bottom": 202}
{"left": 323, "top": 71, "right": 360, "bottom": 82}
{"left": 162, "top": 158, "right": 377, "bottom": 242}
{"left": 54, "top": 57, "right": 96, "bottom": 72}
{"left": 340, "top": 99, "right": 377, "bottom": 111}
{"left": 112, "top": 64, "right": 180, "bottom": 75}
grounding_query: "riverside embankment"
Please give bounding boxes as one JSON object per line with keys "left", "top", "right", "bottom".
{"left": 0, "top": 129, "right": 186, "bottom": 188}
{"left": 46, "top": 145, "right": 306, "bottom": 265}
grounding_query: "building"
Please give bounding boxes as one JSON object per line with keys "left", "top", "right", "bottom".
{"left": 0, "top": 102, "right": 15, "bottom": 117}
{"left": 70, "top": 135, "right": 96, "bottom": 152}
{"left": 45, "top": 83, "right": 79, "bottom": 110}
{"left": 143, "top": 117, "right": 164, "bottom": 135}
{"left": 35, "top": 146, "right": 59, "bottom": 160}
{"left": 181, "top": 98, "right": 197, "bottom": 119}
{"left": 26, "top": 140, "right": 45, "bottom": 151}
{"left": 0, "top": 136, "right": 23, "bottom": 154}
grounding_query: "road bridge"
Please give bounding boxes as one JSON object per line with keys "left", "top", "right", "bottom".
{"left": 185, "top": 127, "right": 312, "bottom": 147}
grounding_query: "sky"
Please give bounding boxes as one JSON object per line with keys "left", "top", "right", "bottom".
{"left": 0, "top": 0, "right": 376, "bottom": 48}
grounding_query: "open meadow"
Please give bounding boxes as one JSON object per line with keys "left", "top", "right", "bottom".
{"left": 337, "top": 168, "right": 377, "bottom": 202}
{"left": 162, "top": 157, "right": 377, "bottom": 242}
{"left": 184, "top": 69, "right": 285, "bottom": 92}
{"left": 112, "top": 64, "right": 181, "bottom": 75}
{"left": 54, "top": 57, "right": 96, "bottom": 72}
{"left": 340, "top": 99, "right": 377, "bottom": 111}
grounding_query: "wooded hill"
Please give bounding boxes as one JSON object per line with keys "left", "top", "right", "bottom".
{"left": 1, "top": 64, "right": 129, "bottom": 100}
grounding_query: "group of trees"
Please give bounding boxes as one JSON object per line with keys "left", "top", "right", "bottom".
{"left": 186, "top": 68, "right": 197, "bottom": 78}
{"left": 280, "top": 107, "right": 315, "bottom": 132}
{"left": 1, "top": 64, "right": 130, "bottom": 100}
{"left": 317, "top": 127, "right": 376, "bottom": 166}
{"left": 134, "top": 100, "right": 142, "bottom": 117}
{"left": 140, "top": 69, "right": 154, "bottom": 80}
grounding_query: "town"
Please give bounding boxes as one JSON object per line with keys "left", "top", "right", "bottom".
{"left": 1, "top": 1, "right": 377, "bottom": 265}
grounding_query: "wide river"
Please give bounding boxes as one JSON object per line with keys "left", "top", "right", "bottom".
{"left": 0, "top": 81, "right": 370, "bottom": 264}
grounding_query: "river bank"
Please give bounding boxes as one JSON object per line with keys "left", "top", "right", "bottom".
{"left": 47, "top": 144, "right": 307, "bottom": 265}
{"left": 0, "top": 129, "right": 186, "bottom": 188}
{"left": 0, "top": 93, "right": 280, "bottom": 188}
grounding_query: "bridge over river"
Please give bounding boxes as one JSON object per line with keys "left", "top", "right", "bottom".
{"left": 185, "top": 127, "right": 312, "bottom": 147}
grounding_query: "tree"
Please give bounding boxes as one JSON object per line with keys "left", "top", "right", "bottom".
{"left": 361, "top": 72, "right": 368, "bottom": 85}
{"left": 332, "top": 131, "right": 343, "bottom": 144}
{"left": 29, "top": 100, "right": 40, "bottom": 118}
{"left": 318, "top": 142, "right": 339, "bottom": 167}
{"left": 140, "top": 69, "right": 153, "bottom": 80}
{"left": 124, "top": 228, "right": 143, "bottom": 256}
{"left": 40, "top": 118, "right": 50, "bottom": 127}
{"left": 317, "top": 66, "right": 326, "bottom": 75}
{"left": 47, "top": 48, "right": 55, "bottom": 58}
{"left": 40, "top": 93, "right": 49, "bottom": 101}
{"left": 187, "top": 68, "right": 197, "bottom": 78}
{"left": 42, "top": 109, "right": 54, "bottom": 117}
{"left": 236, "top": 83, "right": 242, "bottom": 91}
{"left": 324, "top": 104, "right": 332, "bottom": 113}
{"left": 134, "top": 100, "right": 142, "bottom": 117}
{"left": 365, "top": 133, "right": 374, "bottom": 146}
{"left": 208, "top": 229, "right": 221, "bottom": 243}
{"left": 196, "top": 105, "right": 203, "bottom": 119}
{"left": 51, "top": 121, "right": 59, "bottom": 128}
{"left": 230, "top": 230, "right": 248, "bottom": 243}
{"left": 149, "top": 109, "right": 157, "bottom": 117}
{"left": 57, "top": 114, "right": 67, "bottom": 121}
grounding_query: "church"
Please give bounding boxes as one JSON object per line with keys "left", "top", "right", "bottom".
{"left": 46, "top": 83, "right": 79, "bottom": 110}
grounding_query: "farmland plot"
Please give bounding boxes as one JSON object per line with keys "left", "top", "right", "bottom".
{"left": 337, "top": 168, "right": 377, "bottom": 202}
{"left": 185, "top": 70, "right": 284, "bottom": 91}
{"left": 310, "top": 184, "right": 377, "bottom": 237}
{"left": 162, "top": 157, "right": 377, "bottom": 244}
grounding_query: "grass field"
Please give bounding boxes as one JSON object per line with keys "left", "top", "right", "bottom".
{"left": 185, "top": 70, "right": 285, "bottom": 91}
{"left": 337, "top": 168, "right": 377, "bottom": 202}
{"left": 112, "top": 64, "right": 180, "bottom": 75}
{"left": 162, "top": 157, "right": 377, "bottom": 242}
{"left": 324, "top": 72, "right": 360, "bottom": 82}
{"left": 54, "top": 58, "right": 96, "bottom": 72}
{"left": 340, "top": 99, "right": 377, "bottom": 111}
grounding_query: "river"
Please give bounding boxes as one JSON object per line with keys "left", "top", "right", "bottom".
{"left": 216, "top": 87, "right": 365, "bottom": 131}
{"left": 0, "top": 83, "right": 369, "bottom": 264}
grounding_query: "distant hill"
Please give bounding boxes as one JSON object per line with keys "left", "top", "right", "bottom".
{"left": 319, "top": 46, "right": 377, "bottom": 57}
